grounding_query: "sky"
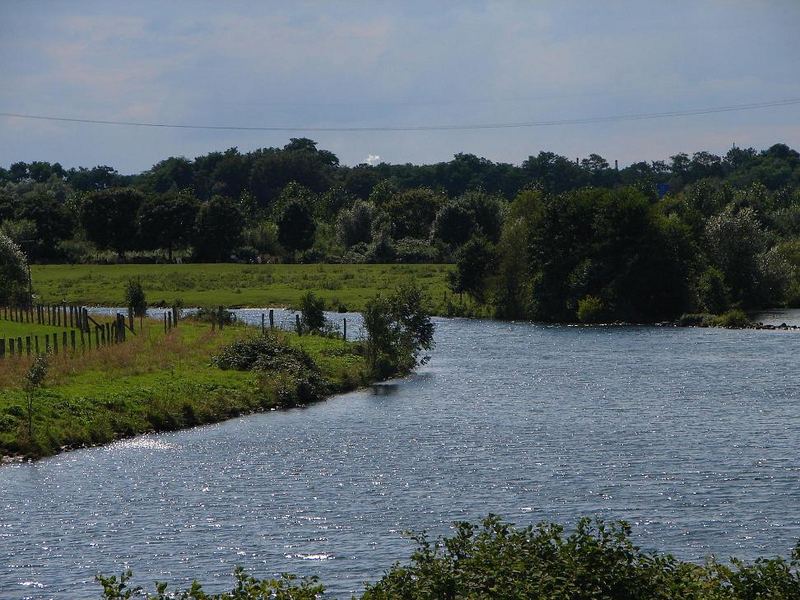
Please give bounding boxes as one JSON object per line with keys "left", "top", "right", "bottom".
{"left": 0, "top": 0, "right": 799, "bottom": 174}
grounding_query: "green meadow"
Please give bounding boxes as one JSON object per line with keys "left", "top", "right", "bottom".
{"left": 0, "top": 320, "right": 69, "bottom": 338}
{"left": 30, "top": 263, "right": 453, "bottom": 311}
{"left": 0, "top": 319, "right": 369, "bottom": 459}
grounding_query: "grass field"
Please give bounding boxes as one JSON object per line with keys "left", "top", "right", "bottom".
{"left": 0, "top": 320, "right": 71, "bottom": 338}
{"left": 30, "top": 263, "right": 453, "bottom": 311}
{"left": 0, "top": 318, "right": 369, "bottom": 459}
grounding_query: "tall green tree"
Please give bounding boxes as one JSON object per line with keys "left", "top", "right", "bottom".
{"left": 277, "top": 199, "right": 316, "bottom": 255}
{"left": 80, "top": 187, "right": 144, "bottom": 258}
{"left": 385, "top": 187, "right": 442, "bottom": 239}
{"left": 14, "top": 193, "right": 74, "bottom": 260}
{"left": 0, "top": 230, "right": 29, "bottom": 305}
{"left": 449, "top": 236, "right": 496, "bottom": 302}
{"left": 511, "top": 187, "right": 693, "bottom": 322}
{"left": 363, "top": 284, "right": 435, "bottom": 378}
{"left": 193, "top": 195, "right": 244, "bottom": 262}
{"left": 704, "top": 205, "right": 768, "bottom": 306}
{"left": 137, "top": 190, "right": 200, "bottom": 260}
{"left": 336, "top": 200, "right": 375, "bottom": 247}
{"left": 432, "top": 200, "right": 475, "bottom": 247}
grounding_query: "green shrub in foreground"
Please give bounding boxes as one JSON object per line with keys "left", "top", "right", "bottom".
{"left": 98, "top": 516, "right": 800, "bottom": 599}
{"left": 97, "top": 567, "right": 322, "bottom": 599}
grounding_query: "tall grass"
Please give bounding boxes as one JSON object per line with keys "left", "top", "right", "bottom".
{"left": 0, "top": 319, "right": 367, "bottom": 459}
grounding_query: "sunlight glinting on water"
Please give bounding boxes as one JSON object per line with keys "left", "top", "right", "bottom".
{"left": 2, "top": 314, "right": 800, "bottom": 598}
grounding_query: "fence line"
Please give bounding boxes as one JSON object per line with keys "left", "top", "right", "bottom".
{"left": 0, "top": 304, "right": 138, "bottom": 360}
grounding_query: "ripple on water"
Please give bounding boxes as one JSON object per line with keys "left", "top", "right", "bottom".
{"left": 1, "top": 317, "right": 800, "bottom": 598}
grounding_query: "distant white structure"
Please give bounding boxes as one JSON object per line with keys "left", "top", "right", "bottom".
{"left": 365, "top": 154, "right": 381, "bottom": 166}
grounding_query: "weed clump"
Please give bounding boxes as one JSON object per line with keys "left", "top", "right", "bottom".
{"left": 710, "top": 308, "right": 752, "bottom": 328}
{"left": 212, "top": 335, "right": 328, "bottom": 404}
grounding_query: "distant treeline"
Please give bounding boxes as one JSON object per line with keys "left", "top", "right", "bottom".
{"left": 1, "top": 140, "right": 799, "bottom": 320}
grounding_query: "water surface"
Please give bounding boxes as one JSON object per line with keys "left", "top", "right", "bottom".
{"left": 2, "top": 317, "right": 799, "bottom": 598}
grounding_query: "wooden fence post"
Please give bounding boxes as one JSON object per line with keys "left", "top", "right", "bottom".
{"left": 269, "top": 309, "right": 274, "bottom": 329}
{"left": 26, "top": 336, "right": 31, "bottom": 356}
{"left": 70, "top": 330, "right": 76, "bottom": 351}
{"left": 343, "top": 317, "right": 347, "bottom": 341}
{"left": 34, "top": 335, "right": 39, "bottom": 355}
{"left": 296, "top": 314, "right": 302, "bottom": 336}
{"left": 52, "top": 334, "right": 58, "bottom": 355}
{"left": 0, "top": 339, "right": 5, "bottom": 358}
{"left": 62, "top": 331, "right": 67, "bottom": 351}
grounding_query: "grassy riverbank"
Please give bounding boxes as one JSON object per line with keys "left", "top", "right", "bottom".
{"left": 30, "top": 263, "right": 453, "bottom": 312}
{"left": 0, "top": 318, "right": 369, "bottom": 459}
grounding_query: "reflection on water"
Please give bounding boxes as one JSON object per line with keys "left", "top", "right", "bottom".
{"left": 1, "top": 314, "right": 800, "bottom": 598}
{"left": 371, "top": 383, "right": 399, "bottom": 396}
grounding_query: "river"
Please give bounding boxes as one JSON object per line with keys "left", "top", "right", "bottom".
{"left": 1, "top": 315, "right": 799, "bottom": 598}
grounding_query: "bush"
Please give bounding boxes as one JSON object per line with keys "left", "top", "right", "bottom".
{"left": 677, "top": 313, "right": 715, "bottom": 327}
{"left": 97, "top": 567, "right": 323, "bottom": 600}
{"left": 697, "top": 267, "right": 730, "bottom": 314}
{"left": 577, "top": 295, "right": 606, "bottom": 323}
{"left": 124, "top": 279, "right": 147, "bottom": 317}
{"left": 710, "top": 308, "right": 752, "bottom": 328}
{"left": 299, "top": 291, "right": 326, "bottom": 331}
{"left": 393, "top": 237, "right": 439, "bottom": 263}
{"left": 55, "top": 238, "right": 93, "bottom": 263}
{"left": 212, "top": 335, "right": 328, "bottom": 403}
{"left": 364, "top": 284, "right": 435, "bottom": 378}
{"left": 191, "top": 306, "right": 235, "bottom": 325}
{"left": 362, "top": 516, "right": 800, "bottom": 599}
{"left": 231, "top": 245, "right": 259, "bottom": 263}
{"left": 100, "top": 517, "right": 800, "bottom": 599}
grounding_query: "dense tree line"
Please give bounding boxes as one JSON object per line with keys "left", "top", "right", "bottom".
{"left": 1, "top": 140, "right": 799, "bottom": 319}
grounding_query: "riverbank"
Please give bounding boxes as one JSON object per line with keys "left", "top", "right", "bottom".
{"left": 0, "top": 318, "right": 371, "bottom": 460}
